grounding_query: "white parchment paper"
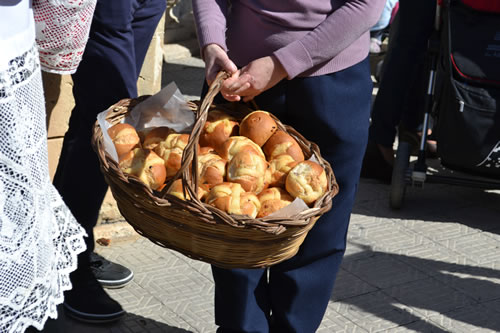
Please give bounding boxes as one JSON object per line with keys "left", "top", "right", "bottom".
{"left": 97, "top": 82, "right": 194, "bottom": 163}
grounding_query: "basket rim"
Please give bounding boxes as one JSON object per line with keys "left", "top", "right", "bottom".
{"left": 91, "top": 73, "right": 338, "bottom": 235}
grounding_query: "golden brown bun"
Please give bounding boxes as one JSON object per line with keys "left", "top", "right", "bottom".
{"left": 167, "top": 179, "right": 208, "bottom": 201}
{"left": 206, "top": 182, "right": 261, "bottom": 218}
{"left": 154, "top": 133, "right": 190, "bottom": 178}
{"left": 257, "top": 187, "right": 294, "bottom": 204}
{"left": 199, "top": 146, "right": 216, "bottom": 155}
{"left": 198, "top": 149, "right": 227, "bottom": 188}
{"left": 257, "top": 199, "right": 292, "bottom": 218}
{"left": 107, "top": 123, "right": 141, "bottom": 158}
{"left": 142, "top": 126, "right": 176, "bottom": 150}
{"left": 200, "top": 110, "right": 239, "bottom": 149}
{"left": 257, "top": 187, "right": 294, "bottom": 218}
{"left": 227, "top": 149, "right": 270, "bottom": 194}
{"left": 263, "top": 130, "right": 304, "bottom": 162}
{"left": 119, "top": 148, "right": 166, "bottom": 190}
{"left": 285, "top": 160, "right": 327, "bottom": 205}
{"left": 268, "top": 154, "right": 299, "bottom": 187}
{"left": 218, "top": 136, "right": 265, "bottom": 161}
{"left": 239, "top": 110, "right": 278, "bottom": 146}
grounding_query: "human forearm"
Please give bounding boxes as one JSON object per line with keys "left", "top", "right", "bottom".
{"left": 192, "top": 0, "right": 229, "bottom": 53}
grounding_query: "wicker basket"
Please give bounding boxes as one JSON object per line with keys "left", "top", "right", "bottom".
{"left": 91, "top": 72, "right": 338, "bottom": 268}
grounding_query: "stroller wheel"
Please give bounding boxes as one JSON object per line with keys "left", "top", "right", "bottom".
{"left": 390, "top": 142, "right": 411, "bottom": 209}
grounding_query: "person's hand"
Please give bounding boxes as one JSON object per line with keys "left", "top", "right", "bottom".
{"left": 220, "top": 56, "right": 287, "bottom": 102}
{"left": 202, "top": 44, "right": 238, "bottom": 85}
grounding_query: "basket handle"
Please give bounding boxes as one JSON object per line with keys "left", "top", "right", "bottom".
{"left": 159, "top": 71, "right": 230, "bottom": 201}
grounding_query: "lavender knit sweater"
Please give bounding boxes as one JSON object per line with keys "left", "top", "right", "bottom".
{"left": 193, "top": 0, "right": 386, "bottom": 79}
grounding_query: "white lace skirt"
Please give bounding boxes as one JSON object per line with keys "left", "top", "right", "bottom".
{"left": 0, "top": 44, "right": 86, "bottom": 333}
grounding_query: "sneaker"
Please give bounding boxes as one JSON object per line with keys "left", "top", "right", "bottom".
{"left": 64, "top": 267, "right": 125, "bottom": 323}
{"left": 90, "top": 252, "right": 134, "bottom": 289}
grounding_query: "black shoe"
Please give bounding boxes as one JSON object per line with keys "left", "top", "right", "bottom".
{"left": 360, "top": 141, "right": 393, "bottom": 184}
{"left": 90, "top": 252, "right": 134, "bottom": 289}
{"left": 64, "top": 267, "right": 125, "bottom": 324}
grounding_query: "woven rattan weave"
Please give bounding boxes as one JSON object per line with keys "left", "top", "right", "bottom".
{"left": 91, "top": 72, "right": 338, "bottom": 268}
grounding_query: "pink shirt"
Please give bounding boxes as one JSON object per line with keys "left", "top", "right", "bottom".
{"left": 193, "top": 0, "right": 386, "bottom": 79}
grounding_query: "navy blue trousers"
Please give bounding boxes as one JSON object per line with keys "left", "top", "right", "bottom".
{"left": 369, "top": 0, "right": 436, "bottom": 147}
{"left": 208, "top": 57, "right": 373, "bottom": 333}
{"left": 53, "top": 0, "right": 166, "bottom": 263}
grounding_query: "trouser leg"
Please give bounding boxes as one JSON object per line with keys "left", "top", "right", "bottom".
{"left": 211, "top": 57, "right": 373, "bottom": 333}
{"left": 369, "top": 0, "right": 436, "bottom": 147}
{"left": 53, "top": 0, "right": 165, "bottom": 260}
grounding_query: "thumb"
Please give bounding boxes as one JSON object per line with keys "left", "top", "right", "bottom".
{"left": 218, "top": 57, "right": 238, "bottom": 75}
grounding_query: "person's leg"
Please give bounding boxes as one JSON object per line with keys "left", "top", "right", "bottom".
{"left": 53, "top": 0, "right": 140, "bottom": 258}
{"left": 211, "top": 267, "right": 271, "bottom": 333}
{"left": 204, "top": 87, "right": 273, "bottom": 333}
{"left": 131, "top": 0, "right": 167, "bottom": 78}
{"left": 266, "top": 58, "right": 372, "bottom": 332}
{"left": 53, "top": 0, "right": 158, "bottom": 322}
{"left": 369, "top": 0, "right": 436, "bottom": 146}
{"left": 209, "top": 58, "right": 372, "bottom": 332}
{"left": 362, "top": 0, "right": 436, "bottom": 181}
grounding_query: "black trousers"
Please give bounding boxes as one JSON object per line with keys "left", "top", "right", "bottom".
{"left": 53, "top": 0, "right": 166, "bottom": 267}
{"left": 369, "top": 0, "right": 436, "bottom": 147}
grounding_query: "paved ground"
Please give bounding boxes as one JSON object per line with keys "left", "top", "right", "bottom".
{"left": 63, "top": 48, "right": 500, "bottom": 332}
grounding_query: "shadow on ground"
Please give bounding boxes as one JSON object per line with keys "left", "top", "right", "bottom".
{"left": 64, "top": 311, "right": 193, "bottom": 333}
{"left": 331, "top": 243, "right": 500, "bottom": 332}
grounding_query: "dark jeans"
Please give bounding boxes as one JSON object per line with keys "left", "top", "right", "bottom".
{"left": 369, "top": 0, "right": 436, "bottom": 148}
{"left": 53, "top": 0, "right": 166, "bottom": 269}
{"left": 205, "top": 57, "right": 373, "bottom": 333}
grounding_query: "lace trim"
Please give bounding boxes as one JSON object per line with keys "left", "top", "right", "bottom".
{"left": 0, "top": 44, "right": 86, "bottom": 332}
{"left": 0, "top": 45, "right": 39, "bottom": 103}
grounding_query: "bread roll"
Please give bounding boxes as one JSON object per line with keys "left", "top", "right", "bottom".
{"left": 218, "top": 136, "right": 265, "bottom": 161}
{"left": 167, "top": 179, "right": 208, "bottom": 201}
{"left": 107, "top": 123, "right": 141, "bottom": 158}
{"left": 119, "top": 148, "right": 166, "bottom": 190}
{"left": 256, "top": 187, "right": 294, "bottom": 218}
{"left": 285, "top": 160, "right": 327, "bottom": 205}
{"left": 200, "top": 110, "right": 239, "bottom": 149}
{"left": 227, "top": 149, "right": 270, "bottom": 194}
{"left": 142, "top": 126, "right": 176, "bottom": 150}
{"left": 198, "top": 149, "right": 227, "bottom": 188}
{"left": 257, "top": 187, "right": 294, "bottom": 204}
{"left": 154, "top": 133, "right": 190, "bottom": 178}
{"left": 239, "top": 110, "right": 278, "bottom": 146}
{"left": 268, "top": 154, "right": 299, "bottom": 187}
{"left": 257, "top": 199, "right": 293, "bottom": 218}
{"left": 206, "top": 182, "right": 261, "bottom": 218}
{"left": 263, "top": 130, "right": 304, "bottom": 162}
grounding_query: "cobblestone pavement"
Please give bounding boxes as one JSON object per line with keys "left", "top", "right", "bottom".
{"left": 63, "top": 52, "right": 500, "bottom": 332}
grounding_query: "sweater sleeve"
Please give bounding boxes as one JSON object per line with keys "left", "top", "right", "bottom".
{"left": 192, "top": 0, "right": 229, "bottom": 54}
{"left": 273, "top": 0, "right": 386, "bottom": 79}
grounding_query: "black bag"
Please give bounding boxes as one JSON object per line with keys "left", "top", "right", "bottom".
{"left": 435, "top": 1, "right": 500, "bottom": 178}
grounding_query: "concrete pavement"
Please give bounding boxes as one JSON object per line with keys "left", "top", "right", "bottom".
{"left": 63, "top": 46, "right": 500, "bottom": 332}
